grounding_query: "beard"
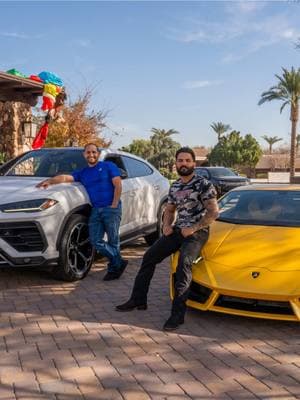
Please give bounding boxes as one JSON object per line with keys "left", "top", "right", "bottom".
{"left": 176, "top": 166, "right": 194, "bottom": 176}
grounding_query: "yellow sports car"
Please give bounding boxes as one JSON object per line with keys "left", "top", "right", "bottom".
{"left": 170, "top": 185, "right": 300, "bottom": 321}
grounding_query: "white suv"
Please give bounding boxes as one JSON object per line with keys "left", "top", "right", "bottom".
{"left": 0, "top": 148, "right": 169, "bottom": 281}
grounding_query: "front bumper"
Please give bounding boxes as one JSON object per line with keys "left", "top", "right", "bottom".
{"left": 0, "top": 249, "right": 58, "bottom": 268}
{"left": 170, "top": 253, "right": 300, "bottom": 322}
{"left": 0, "top": 206, "right": 64, "bottom": 267}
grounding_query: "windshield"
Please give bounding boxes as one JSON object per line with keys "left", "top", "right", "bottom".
{"left": 209, "top": 168, "right": 237, "bottom": 177}
{"left": 218, "top": 190, "right": 300, "bottom": 227}
{"left": 3, "top": 149, "right": 87, "bottom": 177}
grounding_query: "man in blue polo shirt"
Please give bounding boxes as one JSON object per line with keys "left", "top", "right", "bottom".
{"left": 37, "top": 143, "right": 128, "bottom": 281}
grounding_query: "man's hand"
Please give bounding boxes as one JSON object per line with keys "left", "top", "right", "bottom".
{"left": 36, "top": 175, "right": 74, "bottom": 189}
{"left": 181, "top": 227, "right": 195, "bottom": 238}
{"left": 162, "top": 203, "right": 176, "bottom": 236}
{"left": 36, "top": 179, "right": 50, "bottom": 189}
{"left": 163, "top": 225, "right": 173, "bottom": 236}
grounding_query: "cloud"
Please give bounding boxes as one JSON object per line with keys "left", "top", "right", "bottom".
{"left": 0, "top": 31, "right": 29, "bottom": 39}
{"left": 0, "top": 59, "right": 28, "bottom": 69}
{"left": 167, "top": 5, "right": 300, "bottom": 62}
{"left": 182, "top": 80, "right": 223, "bottom": 89}
{"left": 168, "top": 21, "right": 242, "bottom": 44}
{"left": 226, "top": 1, "right": 266, "bottom": 15}
{"left": 73, "top": 39, "right": 92, "bottom": 48}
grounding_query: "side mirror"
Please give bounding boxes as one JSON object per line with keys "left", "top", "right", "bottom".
{"left": 119, "top": 168, "right": 128, "bottom": 179}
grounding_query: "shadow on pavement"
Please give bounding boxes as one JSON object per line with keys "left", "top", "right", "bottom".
{"left": 0, "top": 239, "right": 299, "bottom": 399}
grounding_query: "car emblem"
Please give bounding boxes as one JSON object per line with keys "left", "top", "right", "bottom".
{"left": 251, "top": 271, "right": 260, "bottom": 279}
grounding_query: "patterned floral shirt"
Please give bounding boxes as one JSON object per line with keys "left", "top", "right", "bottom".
{"left": 168, "top": 174, "right": 217, "bottom": 228}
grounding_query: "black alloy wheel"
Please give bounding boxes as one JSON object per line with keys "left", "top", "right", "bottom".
{"left": 54, "top": 214, "right": 94, "bottom": 281}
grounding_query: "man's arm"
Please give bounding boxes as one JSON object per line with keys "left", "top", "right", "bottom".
{"left": 36, "top": 174, "right": 74, "bottom": 189}
{"left": 162, "top": 203, "right": 176, "bottom": 236}
{"left": 181, "top": 198, "right": 219, "bottom": 237}
{"left": 111, "top": 176, "right": 122, "bottom": 208}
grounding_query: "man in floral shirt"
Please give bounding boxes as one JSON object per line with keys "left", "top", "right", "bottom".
{"left": 116, "top": 147, "right": 219, "bottom": 331}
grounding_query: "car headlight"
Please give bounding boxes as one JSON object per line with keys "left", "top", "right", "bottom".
{"left": 0, "top": 198, "right": 58, "bottom": 213}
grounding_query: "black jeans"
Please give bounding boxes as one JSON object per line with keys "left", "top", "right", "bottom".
{"left": 130, "top": 228, "right": 209, "bottom": 319}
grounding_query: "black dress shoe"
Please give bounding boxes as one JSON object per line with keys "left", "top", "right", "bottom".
{"left": 163, "top": 315, "right": 184, "bottom": 331}
{"left": 116, "top": 259, "right": 128, "bottom": 278}
{"left": 103, "top": 272, "right": 120, "bottom": 281}
{"left": 115, "top": 299, "right": 147, "bottom": 312}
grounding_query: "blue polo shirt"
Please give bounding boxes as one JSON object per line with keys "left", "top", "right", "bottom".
{"left": 72, "top": 161, "right": 120, "bottom": 207}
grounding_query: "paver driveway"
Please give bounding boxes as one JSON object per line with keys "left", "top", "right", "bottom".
{"left": 0, "top": 240, "right": 299, "bottom": 400}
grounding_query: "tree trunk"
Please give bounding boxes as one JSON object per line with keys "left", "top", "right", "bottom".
{"left": 290, "top": 103, "right": 298, "bottom": 181}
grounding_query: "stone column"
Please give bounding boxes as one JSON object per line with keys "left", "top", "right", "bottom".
{"left": 0, "top": 101, "right": 32, "bottom": 160}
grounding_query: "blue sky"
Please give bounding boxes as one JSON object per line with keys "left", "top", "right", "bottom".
{"left": 1, "top": 1, "right": 300, "bottom": 150}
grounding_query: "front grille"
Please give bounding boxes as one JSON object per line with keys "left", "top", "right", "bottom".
{"left": 215, "top": 295, "right": 293, "bottom": 315}
{"left": 173, "top": 274, "right": 212, "bottom": 304}
{"left": 0, "top": 222, "right": 46, "bottom": 252}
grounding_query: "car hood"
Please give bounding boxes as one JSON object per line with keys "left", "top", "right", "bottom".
{"left": 214, "top": 176, "right": 247, "bottom": 182}
{"left": 0, "top": 176, "right": 90, "bottom": 204}
{"left": 203, "top": 221, "right": 300, "bottom": 272}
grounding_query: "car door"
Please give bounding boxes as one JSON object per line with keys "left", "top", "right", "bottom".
{"left": 102, "top": 154, "right": 137, "bottom": 235}
{"left": 121, "top": 155, "right": 160, "bottom": 230}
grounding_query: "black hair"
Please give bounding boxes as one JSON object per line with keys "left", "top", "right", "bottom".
{"left": 84, "top": 143, "right": 100, "bottom": 152}
{"left": 175, "top": 147, "right": 196, "bottom": 162}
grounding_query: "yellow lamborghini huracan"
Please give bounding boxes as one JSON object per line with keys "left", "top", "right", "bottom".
{"left": 171, "top": 185, "right": 300, "bottom": 321}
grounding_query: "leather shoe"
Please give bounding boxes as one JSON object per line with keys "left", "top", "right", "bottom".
{"left": 115, "top": 299, "right": 147, "bottom": 312}
{"left": 163, "top": 315, "right": 184, "bottom": 331}
{"left": 103, "top": 272, "right": 120, "bottom": 281}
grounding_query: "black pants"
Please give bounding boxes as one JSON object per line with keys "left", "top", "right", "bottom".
{"left": 131, "top": 228, "right": 209, "bottom": 319}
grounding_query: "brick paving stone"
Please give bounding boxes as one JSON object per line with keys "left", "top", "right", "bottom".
{"left": 142, "top": 382, "right": 187, "bottom": 398}
{"left": 225, "top": 389, "right": 259, "bottom": 399}
{"left": 39, "top": 380, "right": 82, "bottom": 396}
{"left": 159, "top": 371, "right": 196, "bottom": 385}
{"left": 0, "top": 385, "right": 15, "bottom": 399}
{"left": 35, "top": 367, "right": 61, "bottom": 383}
{"left": 179, "top": 380, "right": 213, "bottom": 397}
{"left": 84, "top": 388, "right": 123, "bottom": 400}
{"left": 0, "top": 242, "right": 299, "bottom": 400}
{"left": 121, "top": 388, "right": 151, "bottom": 400}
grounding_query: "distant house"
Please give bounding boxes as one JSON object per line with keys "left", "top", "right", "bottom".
{"left": 254, "top": 154, "right": 300, "bottom": 176}
{"left": 193, "top": 146, "right": 210, "bottom": 166}
{"left": 0, "top": 71, "right": 43, "bottom": 159}
{"left": 192, "top": 148, "right": 300, "bottom": 177}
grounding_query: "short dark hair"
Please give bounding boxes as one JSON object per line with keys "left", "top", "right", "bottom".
{"left": 84, "top": 143, "right": 100, "bottom": 152}
{"left": 175, "top": 147, "right": 196, "bottom": 162}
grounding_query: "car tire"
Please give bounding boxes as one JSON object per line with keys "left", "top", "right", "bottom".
{"left": 144, "top": 202, "right": 167, "bottom": 246}
{"left": 53, "top": 214, "right": 94, "bottom": 281}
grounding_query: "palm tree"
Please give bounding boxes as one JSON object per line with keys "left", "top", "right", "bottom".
{"left": 149, "top": 128, "right": 180, "bottom": 171}
{"left": 210, "top": 122, "right": 231, "bottom": 141}
{"left": 259, "top": 67, "right": 300, "bottom": 180}
{"left": 261, "top": 135, "right": 282, "bottom": 154}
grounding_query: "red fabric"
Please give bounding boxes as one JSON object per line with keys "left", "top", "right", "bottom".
{"left": 29, "top": 75, "right": 43, "bottom": 82}
{"left": 41, "top": 96, "right": 55, "bottom": 111}
{"left": 32, "top": 123, "right": 49, "bottom": 149}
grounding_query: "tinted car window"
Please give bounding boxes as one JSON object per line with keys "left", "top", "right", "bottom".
{"left": 104, "top": 155, "right": 128, "bottom": 179}
{"left": 218, "top": 190, "right": 300, "bottom": 227}
{"left": 209, "top": 168, "right": 237, "bottom": 177}
{"left": 122, "top": 156, "right": 153, "bottom": 178}
{"left": 4, "top": 149, "right": 87, "bottom": 177}
{"left": 195, "top": 168, "right": 209, "bottom": 179}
